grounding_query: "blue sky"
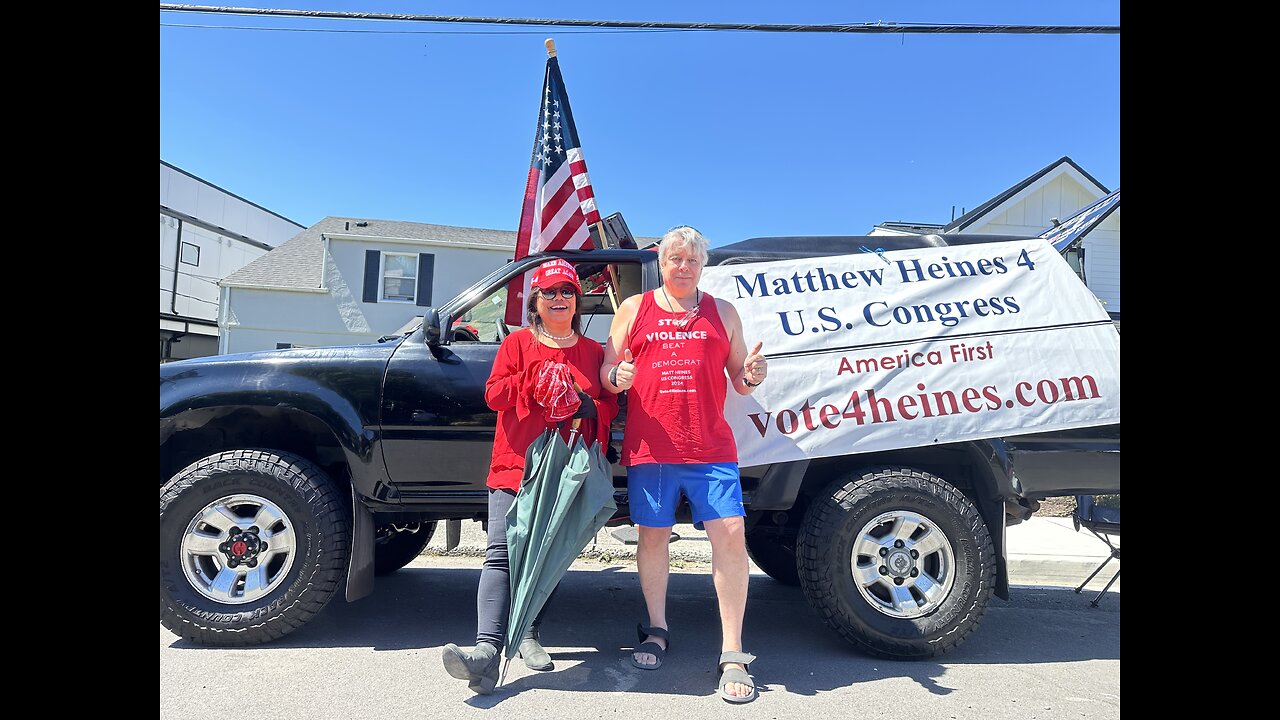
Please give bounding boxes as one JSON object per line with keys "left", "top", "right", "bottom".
{"left": 160, "top": 1, "right": 1120, "bottom": 246}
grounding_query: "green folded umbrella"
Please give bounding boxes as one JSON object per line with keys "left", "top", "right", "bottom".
{"left": 500, "top": 424, "right": 616, "bottom": 683}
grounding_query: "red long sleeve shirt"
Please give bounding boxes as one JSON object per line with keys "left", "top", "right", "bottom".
{"left": 484, "top": 328, "right": 618, "bottom": 490}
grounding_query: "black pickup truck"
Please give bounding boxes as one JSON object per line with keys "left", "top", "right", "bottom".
{"left": 159, "top": 235, "right": 1119, "bottom": 657}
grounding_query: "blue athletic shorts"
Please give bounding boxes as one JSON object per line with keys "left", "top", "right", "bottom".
{"left": 626, "top": 462, "right": 744, "bottom": 529}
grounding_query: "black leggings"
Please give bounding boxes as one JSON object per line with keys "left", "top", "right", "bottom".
{"left": 476, "top": 488, "right": 556, "bottom": 649}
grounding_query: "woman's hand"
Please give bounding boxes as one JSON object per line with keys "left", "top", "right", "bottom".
{"left": 533, "top": 362, "right": 581, "bottom": 421}
{"left": 571, "top": 391, "right": 597, "bottom": 420}
{"left": 524, "top": 360, "right": 550, "bottom": 405}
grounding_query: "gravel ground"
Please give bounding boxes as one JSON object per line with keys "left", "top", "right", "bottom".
{"left": 1035, "top": 496, "right": 1076, "bottom": 517}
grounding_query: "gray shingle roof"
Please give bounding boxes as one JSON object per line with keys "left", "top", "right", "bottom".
{"left": 222, "top": 217, "right": 518, "bottom": 289}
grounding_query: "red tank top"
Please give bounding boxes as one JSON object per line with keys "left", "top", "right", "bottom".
{"left": 621, "top": 290, "right": 738, "bottom": 465}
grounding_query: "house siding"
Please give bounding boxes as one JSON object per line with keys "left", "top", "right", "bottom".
{"left": 160, "top": 162, "right": 303, "bottom": 361}
{"left": 223, "top": 236, "right": 512, "bottom": 353}
{"left": 955, "top": 173, "right": 1119, "bottom": 313}
{"left": 1082, "top": 213, "right": 1120, "bottom": 313}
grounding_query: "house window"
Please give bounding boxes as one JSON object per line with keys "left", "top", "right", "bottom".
{"left": 381, "top": 253, "right": 417, "bottom": 302}
{"left": 1064, "top": 246, "right": 1086, "bottom": 283}
{"left": 180, "top": 241, "right": 200, "bottom": 266}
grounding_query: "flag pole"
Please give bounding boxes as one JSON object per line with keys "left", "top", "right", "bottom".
{"left": 595, "top": 221, "right": 622, "bottom": 312}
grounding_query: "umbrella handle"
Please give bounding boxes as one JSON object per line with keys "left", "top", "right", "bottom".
{"left": 571, "top": 381, "right": 584, "bottom": 433}
{"left": 555, "top": 419, "right": 583, "bottom": 434}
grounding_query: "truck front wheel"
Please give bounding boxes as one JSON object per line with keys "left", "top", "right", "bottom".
{"left": 159, "top": 450, "right": 351, "bottom": 646}
{"left": 797, "top": 467, "right": 995, "bottom": 659}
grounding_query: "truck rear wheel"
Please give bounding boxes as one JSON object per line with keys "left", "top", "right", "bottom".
{"left": 374, "top": 522, "right": 437, "bottom": 575}
{"left": 745, "top": 527, "right": 800, "bottom": 586}
{"left": 159, "top": 450, "right": 350, "bottom": 646}
{"left": 797, "top": 467, "right": 994, "bottom": 659}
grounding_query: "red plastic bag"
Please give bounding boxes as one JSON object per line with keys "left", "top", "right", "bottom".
{"left": 532, "top": 361, "right": 581, "bottom": 422}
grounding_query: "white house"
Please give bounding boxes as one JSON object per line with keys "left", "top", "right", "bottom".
{"left": 160, "top": 161, "right": 304, "bottom": 361}
{"left": 872, "top": 156, "right": 1120, "bottom": 318}
{"left": 220, "top": 218, "right": 516, "bottom": 354}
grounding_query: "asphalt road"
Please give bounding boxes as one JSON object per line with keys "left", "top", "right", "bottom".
{"left": 160, "top": 556, "right": 1119, "bottom": 719}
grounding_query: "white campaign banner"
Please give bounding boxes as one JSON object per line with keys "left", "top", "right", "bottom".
{"left": 698, "top": 239, "right": 1121, "bottom": 468}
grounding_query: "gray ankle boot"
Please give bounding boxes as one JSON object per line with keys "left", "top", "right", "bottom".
{"left": 517, "top": 629, "right": 553, "bottom": 671}
{"left": 441, "top": 642, "right": 500, "bottom": 694}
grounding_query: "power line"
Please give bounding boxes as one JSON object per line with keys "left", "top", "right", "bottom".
{"left": 159, "top": 5, "right": 1120, "bottom": 35}
{"left": 160, "top": 284, "right": 220, "bottom": 303}
{"left": 160, "top": 22, "right": 686, "bottom": 35}
{"left": 160, "top": 264, "right": 223, "bottom": 284}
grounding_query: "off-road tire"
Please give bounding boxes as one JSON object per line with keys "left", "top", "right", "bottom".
{"left": 797, "top": 467, "right": 994, "bottom": 659}
{"left": 374, "top": 522, "right": 437, "bottom": 575}
{"left": 159, "top": 450, "right": 350, "bottom": 646}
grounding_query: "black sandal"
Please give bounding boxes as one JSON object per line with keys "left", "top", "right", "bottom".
{"left": 630, "top": 623, "right": 670, "bottom": 670}
{"left": 717, "top": 651, "right": 758, "bottom": 703}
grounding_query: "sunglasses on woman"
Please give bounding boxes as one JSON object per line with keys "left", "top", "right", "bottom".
{"left": 536, "top": 286, "right": 578, "bottom": 300}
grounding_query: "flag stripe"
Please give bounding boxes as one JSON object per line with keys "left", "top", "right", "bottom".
{"left": 570, "top": 169, "right": 600, "bottom": 225}
{"left": 535, "top": 169, "right": 583, "bottom": 251}
{"left": 541, "top": 193, "right": 588, "bottom": 248}
{"left": 539, "top": 167, "right": 580, "bottom": 225}
{"left": 514, "top": 166, "right": 540, "bottom": 260}
{"left": 546, "top": 207, "right": 589, "bottom": 251}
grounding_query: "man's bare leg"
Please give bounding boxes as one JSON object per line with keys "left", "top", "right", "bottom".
{"left": 704, "top": 516, "right": 751, "bottom": 698}
{"left": 633, "top": 525, "right": 672, "bottom": 667}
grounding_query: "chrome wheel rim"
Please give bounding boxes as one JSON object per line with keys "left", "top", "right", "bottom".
{"left": 850, "top": 510, "right": 955, "bottom": 619}
{"left": 179, "top": 494, "right": 297, "bottom": 605}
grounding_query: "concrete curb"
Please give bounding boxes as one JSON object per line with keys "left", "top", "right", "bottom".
{"left": 422, "top": 531, "right": 708, "bottom": 563}
{"left": 420, "top": 516, "right": 1119, "bottom": 591}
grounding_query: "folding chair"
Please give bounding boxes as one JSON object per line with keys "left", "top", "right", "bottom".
{"left": 1072, "top": 495, "right": 1120, "bottom": 607}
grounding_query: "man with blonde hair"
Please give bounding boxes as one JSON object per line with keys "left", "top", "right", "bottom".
{"left": 602, "top": 225, "right": 769, "bottom": 704}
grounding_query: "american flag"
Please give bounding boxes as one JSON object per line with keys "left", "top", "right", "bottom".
{"left": 505, "top": 54, "right": 601, "bottom": 325}
{"left": 1040, "top": 188, "right": 1121, "bottom": 253}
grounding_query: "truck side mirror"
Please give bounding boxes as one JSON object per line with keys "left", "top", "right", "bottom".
{"left": 422, "top": 308, "right": 442, "bottom": 347}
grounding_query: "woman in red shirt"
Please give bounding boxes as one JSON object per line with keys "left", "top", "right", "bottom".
{"left": 441, "top": 259, "right": 617, "bottom": 695}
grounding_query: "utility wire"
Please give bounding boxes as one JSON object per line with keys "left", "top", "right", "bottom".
{"left": 160, "top": 287, "right": 221, "bottom": 305}
{"left": 160, "top": 264, "right": 224, "bottom": 284}
{"left": 159, "top": 5, "right": 1120, "bottom": 35}
{"left": 160, "top": 22, "right": 687, "bottom": 35}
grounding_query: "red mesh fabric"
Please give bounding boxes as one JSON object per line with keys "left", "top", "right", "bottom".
{"left": 532, "top": 361, "right": 581, "bottom": 422}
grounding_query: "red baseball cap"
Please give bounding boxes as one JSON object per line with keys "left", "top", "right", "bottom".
{"left": 529, "top": 258, "right": 581, "bottom": 293}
